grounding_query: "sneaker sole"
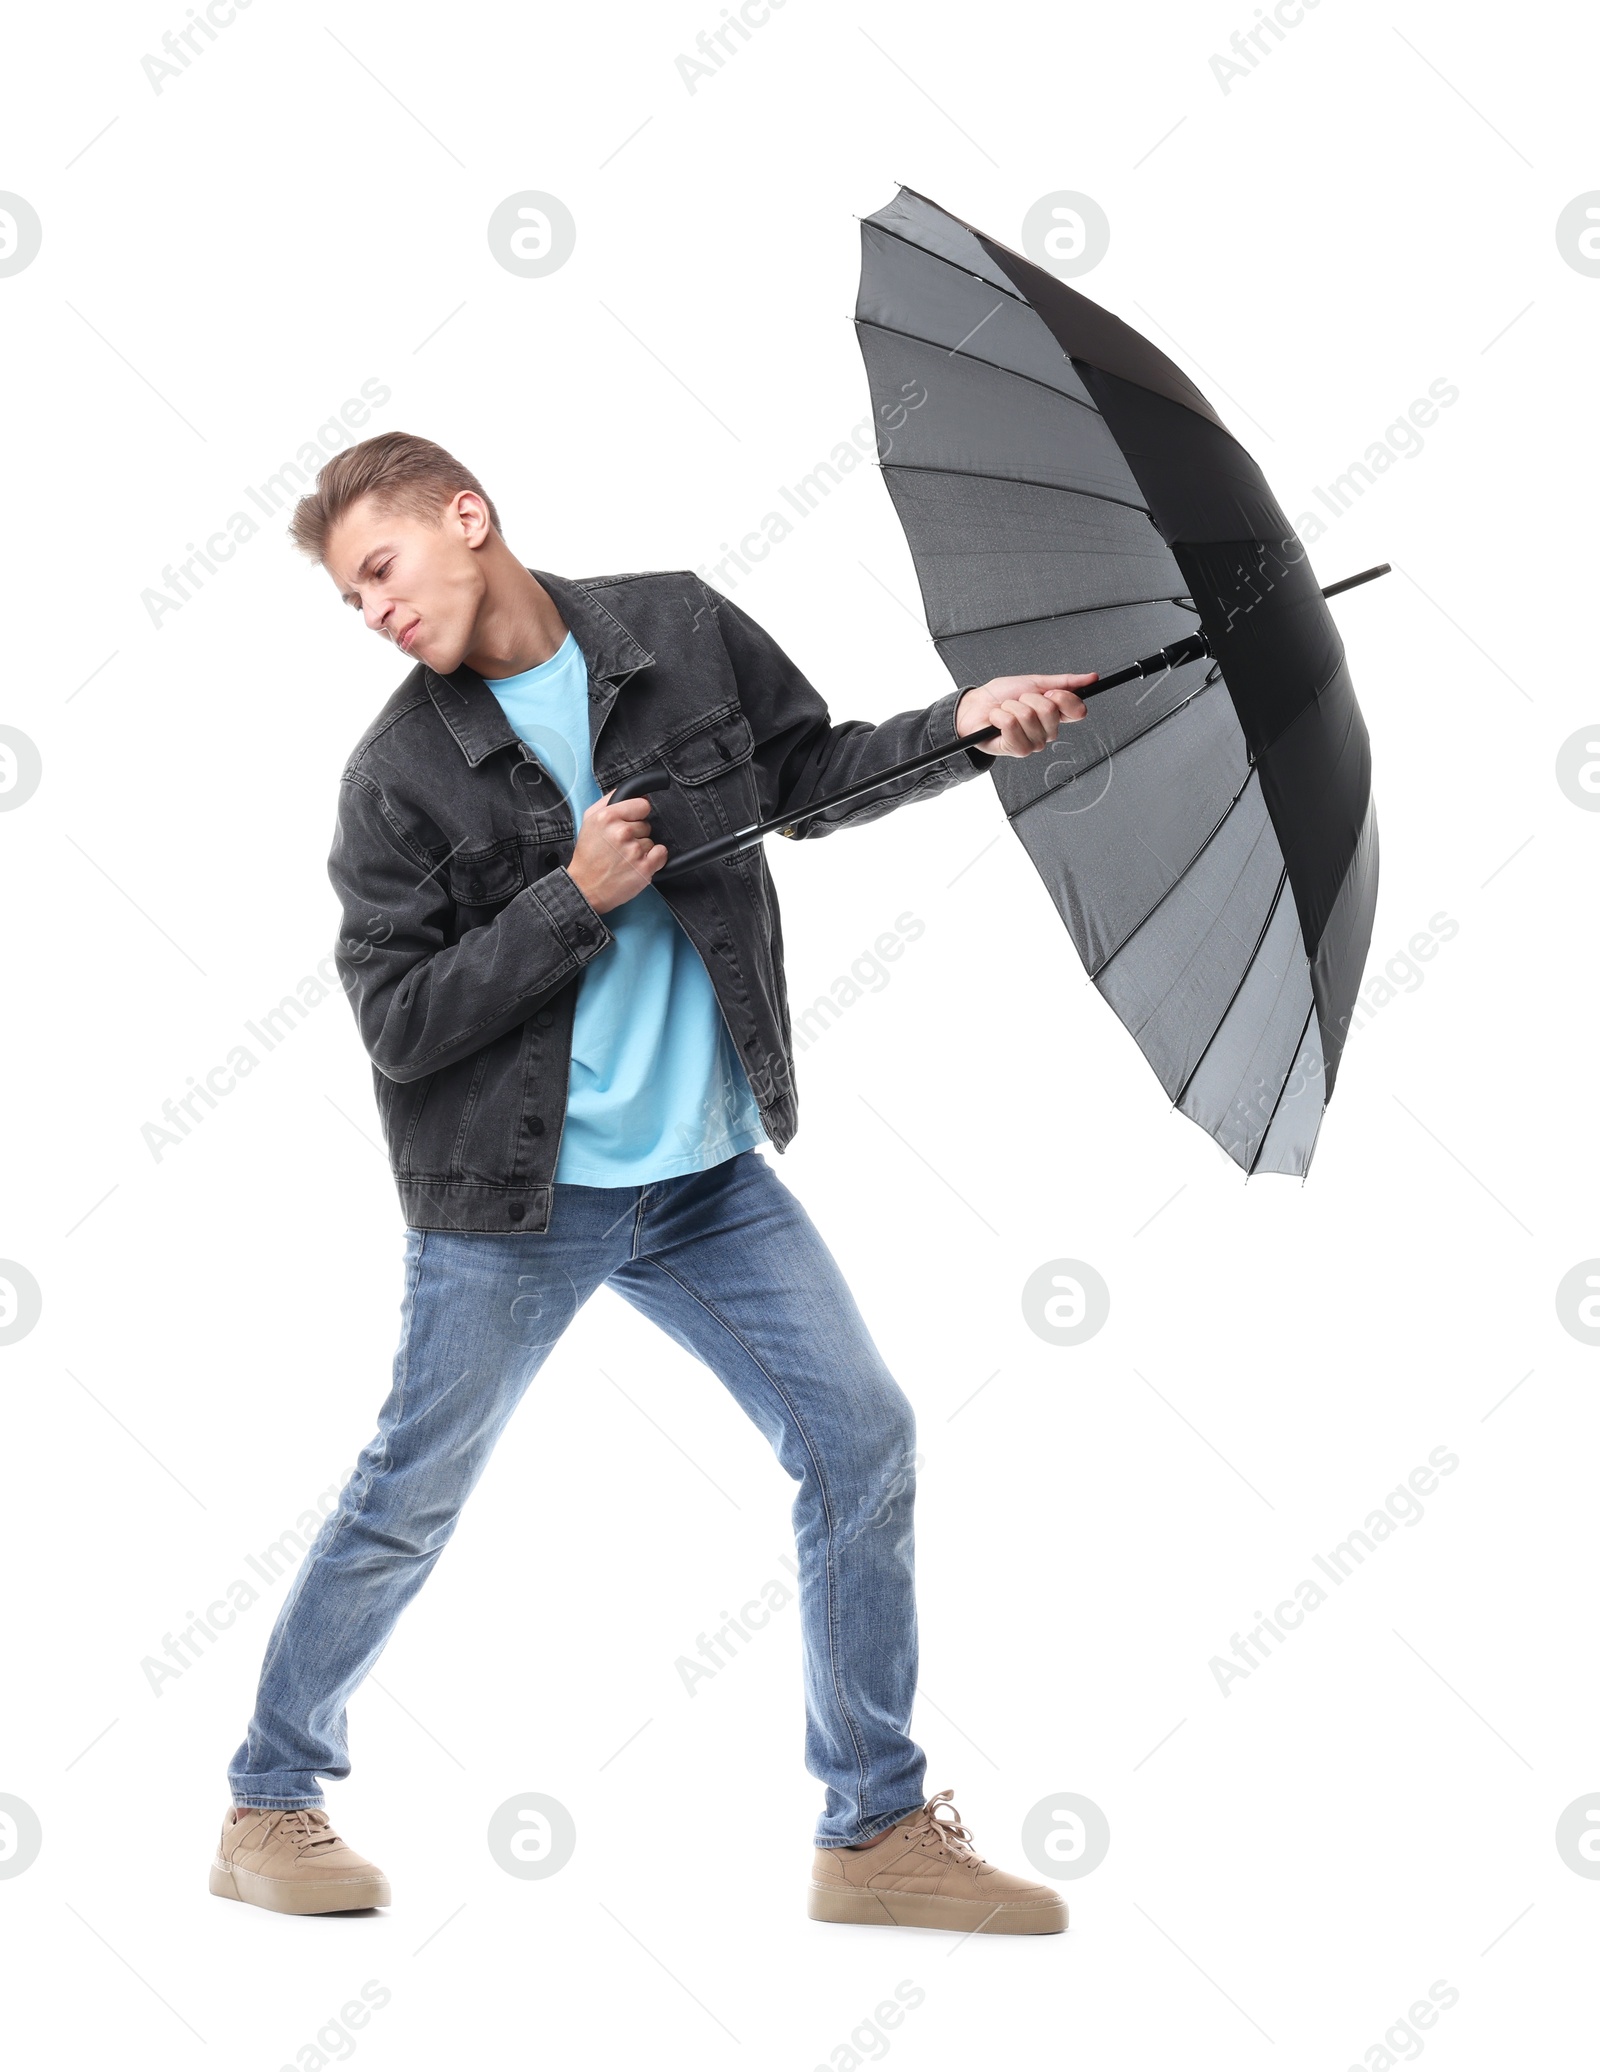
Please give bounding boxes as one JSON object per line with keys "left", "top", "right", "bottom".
{"left": 210, "top": 1861, "right": 391, "bottom": 1914}
{"left": 807, "top": 1883, "right": 1066, "bottom": 1934}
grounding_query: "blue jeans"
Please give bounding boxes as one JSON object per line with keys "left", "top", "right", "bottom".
{"left": 227, "top": 1149, "right": 927, "bottom": 1846}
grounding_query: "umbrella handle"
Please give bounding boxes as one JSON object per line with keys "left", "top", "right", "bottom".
{"left": 607, "top": 766, "right": 729, "bottom": 886}
{"left": 608, "top": 767, "right": 674, "bottom": 808}
{"left": 596, "top": 765, "right": 692, "bottom": 885}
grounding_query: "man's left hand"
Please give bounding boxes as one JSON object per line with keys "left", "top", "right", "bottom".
{"left": 954, "top": 672, "right": 1098, "bottom": 757}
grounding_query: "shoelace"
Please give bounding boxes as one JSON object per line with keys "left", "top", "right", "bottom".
{"left": 904, "top": 1789, "right": 987, "bottom": 1866}
{"left": 244, "top": 1809, "right": 343, "bottom": 1857}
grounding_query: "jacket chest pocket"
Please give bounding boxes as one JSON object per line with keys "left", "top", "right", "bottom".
{"left": 447, "top": 843, "right": 527, "bottom": 918}
{"left": 659, "top": 709, "right": 759, "bottom": 833}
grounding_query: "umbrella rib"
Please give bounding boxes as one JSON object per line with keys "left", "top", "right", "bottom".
{"left": 862, "top": 216, "right": 1034, "bottom": 311}
{"left": 1005, "top": 666, "right": 1224, "bottom": 824}
{"left": 936, "top": 594, "right": 1199, "bottom": 645}
{"left": 1120, "top": 809, "right": 1284, "bottom": 1045}
{"left": 881, "top": 459, "right": 1152, "bottom": 520}
{"left": 855, "top": 316, "right": 1105, "bottom": 418}
{"left": 1171, "top": 859, "right": 1289, "bottom": 1110}
{"left": 1245, "top": 997, "right": 1318, "bottom": 1178}
{"left": 1088, "top": 756, "right": 1259, "bottom": 982}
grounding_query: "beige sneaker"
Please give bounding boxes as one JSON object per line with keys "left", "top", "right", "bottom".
{"left": 808, "top": 1789, "right": 1066, "bottom": 1934}
{"left": 209, "top": 1806, "right": 391, "bottom": 1914}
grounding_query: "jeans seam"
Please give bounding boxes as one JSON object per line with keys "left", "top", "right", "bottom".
{"left": 638, "top": 1254, "right": 874, "bottom": 1827}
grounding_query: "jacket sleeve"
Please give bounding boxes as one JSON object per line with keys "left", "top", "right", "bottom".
{"left": 697, "top": 579, "right": 996, "bottom": 841}
{"left": 328, "top": 771, "right": 614, "bottom": 1084}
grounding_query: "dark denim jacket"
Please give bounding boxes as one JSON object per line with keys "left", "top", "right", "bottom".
{"left": 329, "top": 567, "right": 995, "bottom": 1232}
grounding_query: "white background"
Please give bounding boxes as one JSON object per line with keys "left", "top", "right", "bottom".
{"left": 2, "top": 0, "right": 1596, "bottom": 2065}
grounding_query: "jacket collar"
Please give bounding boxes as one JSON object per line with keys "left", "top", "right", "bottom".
{"left": 423, "top": 567, "right": 655, "bottom": 768}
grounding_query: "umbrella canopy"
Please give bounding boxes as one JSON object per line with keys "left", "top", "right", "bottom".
{"left": 853, "top": 185, "right": 1379, "bottom": 1177}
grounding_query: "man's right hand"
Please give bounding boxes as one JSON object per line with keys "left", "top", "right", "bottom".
{"left": 564, "top": 790, "right": 667, "bottom": 915}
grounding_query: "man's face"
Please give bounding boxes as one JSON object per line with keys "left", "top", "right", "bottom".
{"left": 325, "top": 491, "right": 489, "bottom": 673}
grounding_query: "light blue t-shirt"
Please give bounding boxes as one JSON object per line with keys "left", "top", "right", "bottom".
{"left": 483, "top": 632, "right": 768, "bottom": 1187}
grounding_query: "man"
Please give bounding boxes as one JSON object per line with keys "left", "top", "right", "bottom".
{"left": 212, "top": 431, "right": 1095, "bottom": 1934}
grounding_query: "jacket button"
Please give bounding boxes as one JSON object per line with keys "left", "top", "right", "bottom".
{"left": 526, "top": 1116, "right": 546, "bottom": 1136}
{"left": 534, "top": 1008, "right": 555, "bottom": 1029}
{"left": 507, "top": 1202, "right": 525, "bottom": 1222}
{"left": 541, "top": 850, "right": 560, "bottom": 870}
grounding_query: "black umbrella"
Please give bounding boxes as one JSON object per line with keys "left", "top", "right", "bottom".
{"left": 622, "top": 186, "right": 1382, "bottom": 1177}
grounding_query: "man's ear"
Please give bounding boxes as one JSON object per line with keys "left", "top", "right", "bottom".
{"left": 452, "top": 490, "right": 492, "bottom": 548}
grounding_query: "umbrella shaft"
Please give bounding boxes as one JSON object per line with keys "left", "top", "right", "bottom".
{"left": 654, "top": 565, "right": 1389, "bottom": 878}
{"left": 1086, "top": 629, "right": 1212, "bottom": 697}
{"left": 656, "top": 633, "right": 1214, "bottom": 879}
